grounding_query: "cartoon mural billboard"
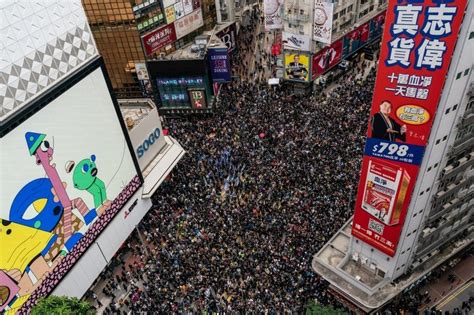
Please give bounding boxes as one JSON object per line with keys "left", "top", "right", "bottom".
{"left": 0, "top": 66, "right": 141, "bottom": 313}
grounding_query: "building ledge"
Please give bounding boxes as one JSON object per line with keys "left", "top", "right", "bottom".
{"left": 313, "top": 220, "right": 474, "bottom": 312}
{"left": 141, "top": 135, "right": 185, "bottom": 198}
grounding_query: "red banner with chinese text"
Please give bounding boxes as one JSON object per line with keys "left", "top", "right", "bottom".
{"left": 311, "top": 39, "right": 343, "bottom": 80}
{"left": 351, "top": 0, "right": 468, "bottom": 257}
{"left": 141, "top": 24, "right": 177, "bottom": 56}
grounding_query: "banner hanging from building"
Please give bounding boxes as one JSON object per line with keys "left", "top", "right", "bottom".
{"left": 351, "top": 0, "right": 468, "bottom": 257}
{"left": 141, "top": 23, "right": 177, "bottom": 56}
{"left": 174, "top": 8, "right": 204, "bottom": 39}
{"left": 284, "top": 53, "right": 310, "bottom": 82}
{"left": 282, "top": 32, "right": 311, "bottom": 51}
{"left": 311, "top": 39, "right": 342, "bottom": 79}
{"left": 208, "top": 47, "right": 232, "bottom": 83}
{"left": 264, "top": 0, "right": 283, "bottom": 31}
{"left": 369, "top": 10, "right": 386, "bottom": 41}
{"left": 342, "top": 21, "right": 370, "bottom": 58}
{"left": 216, "top": 23, "right": 238, "bottom": 53}
{"left": 313, "top": 0, "right": 333, "bottom": 44}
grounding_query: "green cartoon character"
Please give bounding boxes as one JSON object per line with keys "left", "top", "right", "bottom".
{"left": 65, "top": 155, "right": 107, "bottom": 209}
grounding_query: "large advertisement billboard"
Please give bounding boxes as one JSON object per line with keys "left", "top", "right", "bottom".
{"left": 311, "top": 39, "right": 343, "bottom": 80}
{"left": 216, "top": 23, "right": 238, "bottom": 53}
{"left": 351, "top": 0, "right": 468, "bottom": 257}
{"left": 209, "top": 48, "right": 232, "bottom": 83}
{"left": 313, "top": 0, "right": 334, "bottom": 44}
{"left": 174, "top": 8, "right": 204, "bottom": 39}
{"left": 284, "top": 53, "right": 310, "bottom": 82}
{"left": 282, "top": 32, "right": 311, "bottom": 51}
{"left": 0, "top": 65, "right": 141, "bottom": 312}
{"left": 264, "top": 0, "right": 283, "bottom": 30}
{"left": 141, "top": 23, "right": 177, "bottom": 56}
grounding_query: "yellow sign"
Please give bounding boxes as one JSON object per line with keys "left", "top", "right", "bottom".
{"left": 284, "top": 54, "right": 310, "bottom": 82}
{"left": 165, "top": 6, "right": 176, "bottom": 23}
{"left": 396, "top": 105, "right": 430, "bottom": 125}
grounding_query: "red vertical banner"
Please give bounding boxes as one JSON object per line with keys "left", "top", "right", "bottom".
{"left": 351, "top": 0, "right": 468, "bottom": 257}
{"left": 311, "top": 39, "right": 343, "bottom": 79}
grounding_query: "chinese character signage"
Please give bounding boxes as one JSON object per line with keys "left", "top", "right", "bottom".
{"left": 264, "top": 0, "right": 283, "bottom": 31}
{"left": 282, "top": 32, "right": 311, "bottom": 51}
{"left": 174, "top": 8, "right": 204, "bottom": 39}
{"left": 351, "top": 0, "right": 468, "bottom": 257}
{"left": 209, "top": 48, "right": 232, "bottom": 83}
{"left": 313, "top": 0, "right": 334, "bottom": 44}
{"left": 311, "top": 39, "right": 342, "bottom": 80}
{"left": 284, "top": 53, "right": 310, "bottom": 82}
{"left": 141, "top": 24, "right": 177, "bottom": 56}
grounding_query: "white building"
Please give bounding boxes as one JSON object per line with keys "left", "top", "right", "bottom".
{"left": 312, "top": 0, "right": 473, "bottom": 312}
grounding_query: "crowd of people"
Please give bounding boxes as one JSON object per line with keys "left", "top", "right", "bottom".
{"left": 94, "top": 60, "right": 379, "bottom": 313}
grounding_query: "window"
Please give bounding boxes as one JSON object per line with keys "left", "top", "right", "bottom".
{"left": 333, "top": 12, "right": 338, "bottom": 20}
{"left": 348, "top": 5, "right": 353, "bottom": 11}
{"left": 340, "top": 8, "right": 346, "bottom": 16}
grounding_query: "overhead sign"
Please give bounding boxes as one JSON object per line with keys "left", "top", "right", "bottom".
{"left": 188, "top": 89, "right": 207, "bottom": 109}
{"left": 141, "top": 23, "right": 177, "bottom": 56}
{"left": 311, "top": 39, "right": 342, "bottom": 79}
{"left": 216, "top": 23, "right": 238, "bottom": 53}
{"left": 174, "top": 8, "right": 204, "bottom": 39}
{"left": 264, "top": 0, "right": 283, "bottom": 31}
{"left": 209, "top": 48, "right": 232, "bottom": 83}
{"left": 313, "top": 0, "right": 333, "bottom": 44}
{"left": 284, "top": 53, "right": 310, "bottom": 82}
{"left": 351, "top": 0, "right": 468, "bottom": 257}
{"left": 282, "top": 32, "right": 311, "bottom": 51}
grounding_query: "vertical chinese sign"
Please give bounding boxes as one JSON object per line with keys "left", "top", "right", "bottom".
{"left": 208, "top": 47, "right": 232, "bottom": 83}
{"left": 351, "top": 0, "right": 467, "bottom": 257}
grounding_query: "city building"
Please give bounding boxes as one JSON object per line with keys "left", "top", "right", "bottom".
{"left": 313, "top": 0, "right": 473, "bottom": 312}
{"left": 82, "top": 0, "right": 217, "bottom": 98}
{"left": 0, "top": 1, "right": 184, "bottom": 313}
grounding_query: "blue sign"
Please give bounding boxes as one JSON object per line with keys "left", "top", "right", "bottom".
{"left": 364, "top": 138, "right": 425, "bottom": 165}
{"left": 208, "top": 48, "right": 231, "bottom": 83}
{"left": 136, "top": 128, "right": 161, "bottom": 158}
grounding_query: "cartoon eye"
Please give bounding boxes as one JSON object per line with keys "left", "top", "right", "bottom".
{"left": 82, "top": 164, "right": 89, "bottom": 173}
{"left": 40, "top": 141, "right": 50, "bottom": 152}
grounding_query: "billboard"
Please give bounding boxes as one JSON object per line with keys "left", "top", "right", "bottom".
{"left": 174, "top": 8, "right": 204, "bottom": 39}
{"left": 351, "top": 0, "right": 468, "bottom": 256}
{"left": 141, "top": 23, "right": 177, "bottom": 56}
{"left": 342, "top": 21, "right": 371, "bottom": 58}
{"left": 216, "top": 23, "right": 238, "bottom": 53}
{"left": 284, "top": 53, "right": 310, "bottom": 82}
{"left": 311, "top": 39, "right": 343, "bottom": 79}
{"left": 282, "top": 32, "right": 311, "bottom": 51}
{"left": 313, "top": 0, "right": 334, "bottom": 44}
{"left": 209, "top": 48, "right": 232, "bottom": 83}
{"left": 0, "top": 66, "right": 140, "bottom": 312}
{"left": 264, "top": 0, "right": 283, "bottom": 30}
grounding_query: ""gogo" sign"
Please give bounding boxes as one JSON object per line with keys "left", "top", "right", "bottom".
{"left": 136, "top": 128, "right": 161, "bottom": 158}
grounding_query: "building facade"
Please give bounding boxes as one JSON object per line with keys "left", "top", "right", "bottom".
{"left": 313, "top": 0, "right": 473, "bottom": 312}
{"left": 82, "top": 0, "right": 217, "bottom": 98}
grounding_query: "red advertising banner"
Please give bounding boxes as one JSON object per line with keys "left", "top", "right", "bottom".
{"left": 141, "top": 24, "right": 177, "bottom": 56}
{"left": 311, "top": 39, "right": 343, "bottom": 80}
{"left": 352, "top": 0, "right": 468, "bottom": 257}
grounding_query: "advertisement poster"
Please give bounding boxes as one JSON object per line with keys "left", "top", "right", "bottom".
{"left": 216, "top": 23, "right": 238, "bottom": 53}
{"left": 284, "top": 53, "right": 310, "bottom": 82}
{"left": 264, "top": 0, "right": 283, "bottom": 31}
{"left": 141, "top": 23, "right": 177, "bottom": 56}
{"left": 162, "top": 0, "right": 176, "bottom": 8}
{"left": 342, "top": 21, "right": 370, "bottom": 58}
{"left": 313, "top": 0, "right": 333, "bottom": 44}
{"left": 209, "top": 48, "right": 232, "bottom": 83}
{"left": 188, "top": 89, "right": 207, "bottom": 109}
{"left": 0, "top": 67, "right": 139, "bottom": 312}
{"left": 174, "top": 8, "right": 204, "bottom": 39}
{"left": 183, "top": 0, "right": 194, "bottom": 15}
{"left": 165, "top": 6, "right": 176, "bottom": 23}
{"left": 369, "top": 10, "right": 386, "bottom": 41}
{"left": 135, "top": 63, "right": 153, "bottom": 97}
{"left": 351, "top": 0, "right": 468, "bottom": 257}
{"left": 311, "top": 39, "right": 342, "bottom": 79}
{"left": 282, "top": 32, "right": 311, "bottom": 51}
{"left": 174, "top": 0, "right": 185, "bottom": 20}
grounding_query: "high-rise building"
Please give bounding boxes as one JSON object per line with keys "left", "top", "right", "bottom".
{"left": 82, "top": 0, "right": 217, "bottom": 98}
{"left": 313, "top": 0, "right": 473, "bottom": 312}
